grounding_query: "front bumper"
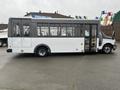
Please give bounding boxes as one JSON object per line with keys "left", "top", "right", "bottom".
{"left": 113, "top": 45, "right": 117, "bottom": 50}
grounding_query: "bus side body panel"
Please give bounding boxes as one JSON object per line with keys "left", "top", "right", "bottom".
{"left": 32, "top": 38, "right": 85, "bottom": 53}
{"left": 8, "top": 37, "right": 85, "bottom": 53}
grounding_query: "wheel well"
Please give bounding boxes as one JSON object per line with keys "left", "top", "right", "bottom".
{"left": 34, "top": 44, "right": 51, "bottom": 53}
{"left": 103, "top": 43, "right": 113, "bottom": 49}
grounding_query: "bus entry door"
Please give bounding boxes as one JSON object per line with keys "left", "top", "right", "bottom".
{"left": 85, "top": 25, "right": 97, "bottom": 52}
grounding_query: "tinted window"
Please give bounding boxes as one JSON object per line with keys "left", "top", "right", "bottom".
{"left": 41, "top": 27, "right": 49, "bottom": 36}
{"left": 50, "top": 27, "right": 60, "bottom": 36}
{"left": 66, "top": 27, "right": 73, "bottom": 36}
{"left": 13, "top": 24, "right": 21, "bottom": 37}
{"left": 23, "top": 25, "right": 30, "bottom": 36}
{"left": 61, "top": 27, "right": 67, "bottom": 36}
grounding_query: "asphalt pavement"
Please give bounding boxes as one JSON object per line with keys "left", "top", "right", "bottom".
{"left": 0, "top": 43, "right": 120, "bottom": 90}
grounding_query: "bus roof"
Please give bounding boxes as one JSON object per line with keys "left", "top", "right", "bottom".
{"left": 9, "top": 17, "right": 100, "bottom": 24}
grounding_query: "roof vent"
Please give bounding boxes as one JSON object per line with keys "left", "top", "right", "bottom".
{"left": 54, "top": 11, "right": 58, "bottom": 14}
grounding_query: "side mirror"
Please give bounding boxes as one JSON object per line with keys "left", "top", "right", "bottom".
{"left": 112, "top": 31, "right": 115, "bottom": 39}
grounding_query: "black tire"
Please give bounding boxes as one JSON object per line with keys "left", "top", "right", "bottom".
{"left": 102, "top": 44, "right": 112, "bottom": 54}
{"left": 0, "top": 41, "right": 3, "bottom": 47}
{"left": 36, "top": 47, "right": 48, "bottom": 57}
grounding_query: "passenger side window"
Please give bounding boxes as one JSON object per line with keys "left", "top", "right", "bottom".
{"left": 80, "top": 25, "right": 84, "bottom": 37}
{"left": 50, "top": 27, "right": 61, "bottom": 36}
{"left": 50, "top": 27, "right": 58, "bottom": 36}
{"left": 74, "top": 26, "right": 81, "bottom": 37}
{"left": 23, "top": 25, "right": 30, "bottom": 36}
{"left": 66, "top": 27, "right": 73, "bottom": 36}
{"left": 61, "top": 27, "right": 67, "bottom": 36}
{"left": 41, "top": 27, "right": 49, "bottom": 36}
{"left": 13, "top": 24, "right": 21, "bottom": 37}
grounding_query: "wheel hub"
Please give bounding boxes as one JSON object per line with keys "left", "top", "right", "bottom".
{"left": 39, "top": 49, "right": 46, "bottom": 56}
{"left": 104, "top": 47, "right": 111, "bottom": 53}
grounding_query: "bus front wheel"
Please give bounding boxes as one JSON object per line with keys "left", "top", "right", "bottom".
{"left": 102, "top": 44, "right": 112, "bottom": 54}
{"left": 36, "top": 47, "right": 48, "bottom": 57}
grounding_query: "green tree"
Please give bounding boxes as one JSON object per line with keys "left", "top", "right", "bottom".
{"left": 113, "top": 11, "right": 120, "bottom": 22}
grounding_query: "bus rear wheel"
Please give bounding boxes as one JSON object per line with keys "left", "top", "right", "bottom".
{"left": 102, "top": 44, "right": 112, "bottom": 54}
{"left": 36, "top": 47, "right": 48, "bottom": 57}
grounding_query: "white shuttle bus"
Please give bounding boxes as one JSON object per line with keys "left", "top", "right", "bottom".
{"left": 7, "top": 18, "right": 116, "bottom": 56}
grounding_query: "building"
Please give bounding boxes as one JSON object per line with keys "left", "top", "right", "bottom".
{"left": 101, "top": 11, "right": 120, "bottom": 41}
{"left": 24, "top": 11, "right": 72, "bottom": 19}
